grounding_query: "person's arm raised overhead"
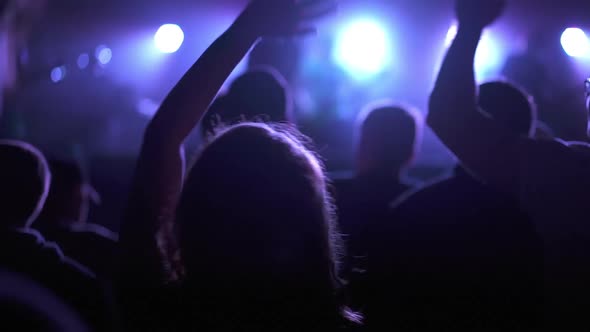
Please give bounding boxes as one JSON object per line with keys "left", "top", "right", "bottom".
{"left": 428, "top": 0, "right": 521, "bottom": 192}
{"left": 119, "top": 0, "right": 336, "bottom": 284}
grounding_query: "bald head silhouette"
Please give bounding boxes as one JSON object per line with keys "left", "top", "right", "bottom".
{"left": 479, "top": 81, "right": 537, "bottom": 137}
{"left": 201, "top": 66, "right": 293, "bottom": 139}
{"left": 0, "top": 140, "right": 51, "bottom": 228}
{"left": 356, "top": 103, "right": 421, "bottom": 177}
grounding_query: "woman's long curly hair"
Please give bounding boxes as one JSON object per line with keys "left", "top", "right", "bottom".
{"left": 170, "top": 122, "right": 359, "bottom": 329}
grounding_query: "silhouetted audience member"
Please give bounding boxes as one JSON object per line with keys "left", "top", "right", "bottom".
{"left": 428, "top": 0, "right": 590, "bottom": 328}
{"left": 367, "top": 81, "right": 543, "bottom": 330}
{"left": 332, "top": 102, "right": 420, "bottom": 308}
{"left": 118, "top": 1, "right": 358, "bottom": 331}
{"left": 0, "top": 140, "right": 108, "bottom": 330}
{"left": 35, "top": 159, "right": 118, "bottom": 279}
{"left": 200, "top": 65, "right": 294, "bottom": 139}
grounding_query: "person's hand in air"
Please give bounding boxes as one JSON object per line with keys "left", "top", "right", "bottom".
{"left": 235, "top": 0, "right": 337, "bottom": 38}
{"left": 455, "top": 0, "right": 505, "bottom": 30}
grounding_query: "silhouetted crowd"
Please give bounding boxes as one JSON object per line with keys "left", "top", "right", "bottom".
{"left": 3, "top": 0, "right": 590, "bottom": 330}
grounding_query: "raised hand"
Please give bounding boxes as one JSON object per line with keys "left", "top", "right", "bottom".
{"left": 235, "top": 0, "right": 337, "bottom": 38}
{"left": 455, "top": 0, "right": 506, "bottom": 30}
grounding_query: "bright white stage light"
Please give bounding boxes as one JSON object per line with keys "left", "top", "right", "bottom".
{"left": 154, "top": 24, "right": 185, "bottom": 54}
{"left": 333, "top": 18, "right": 392, "bottom": 80}
{"left": 561, "top": 28, "right": 590, "bottom": 58}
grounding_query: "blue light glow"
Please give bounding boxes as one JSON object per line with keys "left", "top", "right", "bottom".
{"left": 444, "top": 24, "right": 502, "bottom": 80}
{"left": 50, "top": 66, "right": 65, "bottom": 83}
{"left": 96, "top": 45, "right": 113, "bottom": 65}
{"left": 154, "top": 24, "right": 185, "bottom": 54}
{"left": 333, "top": 18, "right": 392, "bottom": 80}
{"left": 136, "top": 98, "right": 160, "bottom": 117}
{"left": 445, "top": 24, "right": 458, "bottom": 47}
{"left": 561, "top": 28, "right": 590, "bottom": 58}
{"left": 77, "top": 53, "right": 90, "bottom": 69}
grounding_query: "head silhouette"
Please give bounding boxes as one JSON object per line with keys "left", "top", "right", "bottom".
{"left": 37, "top": 160, "right": 95, "bottom": 227}
{"left": 356, "top": 102, "right": 421, "bottom": 177}
{"left": 200, "top": 67, "right": 293, "bottom": 139}
{"left": 0, "top": 140, "right": 50, "bottom": 229}
{"left": 175, "top": 123, "right": 344, "bottom": 324}
{"left": 479, "top": 81, "right": 537, "bottom": 137}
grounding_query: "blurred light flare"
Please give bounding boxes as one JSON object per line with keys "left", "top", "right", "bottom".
{"left": 333, "top": 18, "right": 392, "bottom": 80}
{"left": 96, "top": 45, "right": 113, "bottom": 65}
{"left": 154, "top": 24, "right": 185, "bottom": 54}
{"left": 561, "top": 28, "right": 590, "bottom": 58}
{"left": 50, "top": 66, "right": 66, "bottom": 83}
{"left": 77, "top": 53, "right": 90, "bottom": 69}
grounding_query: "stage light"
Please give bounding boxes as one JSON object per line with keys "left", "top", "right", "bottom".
{"left": 50, "top": 66, "right": 66, "bottom": 83}
{"left": 333, "top": 18, "right": 392, "bottom": 80}
{"left": 561, "top": 28, "right": 590, "bottom": 58}
{"left": 96, "top": 45, "right": 113, "bottom": 65}
{"left": 77, "top": 53, "right": 90, "bottom": 69}
{"left": 443, "top": 24, "right": 502, "bottom": 80}
{"left": 154, "top": 24, "right": 184, "bottom": 54}
{"left": 474, "top": 34, "right": 500, "bottom": 75}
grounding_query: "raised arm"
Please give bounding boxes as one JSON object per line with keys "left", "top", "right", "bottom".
{"left": 428, "top": 0, "right": 521, "bottom": 192}
{"left": 119, "top": 0, "right": 336, "bottom": 284}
